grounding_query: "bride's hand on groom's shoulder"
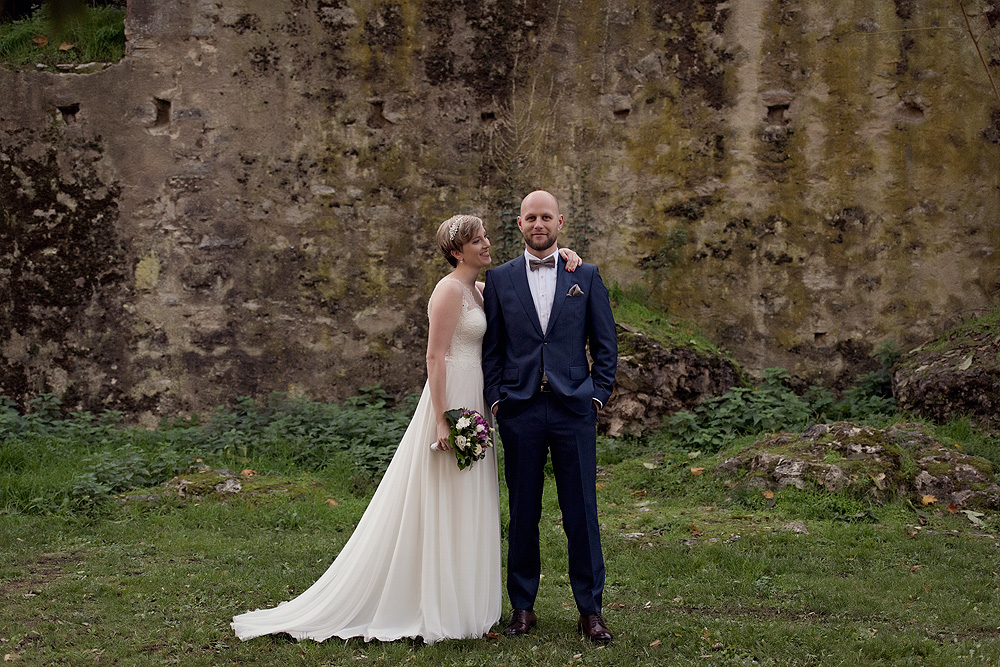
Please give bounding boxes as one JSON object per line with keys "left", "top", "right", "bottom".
{"left": 559, "top": 247, "right": 582, "bottom": 272}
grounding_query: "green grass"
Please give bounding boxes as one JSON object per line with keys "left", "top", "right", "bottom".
{"left": 903, "top": 308, "right": 1000, "bottom": 355}
{"left": 609, "top": 285, "right": 733, "bottom": 362}
{"left": 2, "top": 397, "right": 1000, "bottom": 666}
{"left": 0, "top": 6, "right": 125, "bottom": 70}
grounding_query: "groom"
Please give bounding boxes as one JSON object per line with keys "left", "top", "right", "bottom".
{"left": 482, "top": 190, "right": 618, "bottom": 643}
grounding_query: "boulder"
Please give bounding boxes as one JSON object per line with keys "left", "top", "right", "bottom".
{"left": 602, "top": 323, "right": 741, "bottom": 437}
{"left": 893, "top": 314, "right": 1000, "bottom": 433}
{"left": 715, "top": 421, "right": 1000, "bottom": 509}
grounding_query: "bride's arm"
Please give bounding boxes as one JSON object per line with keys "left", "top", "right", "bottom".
{"left": 426, "top": 281, "right": 463, "bottom": 451}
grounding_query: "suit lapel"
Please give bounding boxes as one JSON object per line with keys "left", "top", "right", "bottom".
{"left": 508, "top": 256, "right": 544, "bottom": 336}
{"left": 546, "top": 256, "right": 573, "bottom": 336}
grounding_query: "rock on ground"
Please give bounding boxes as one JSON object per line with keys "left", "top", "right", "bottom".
{"left": 715, "top": 421, "right": 1000, "bottom": 510}
{"left": 893, "top": 316, "right": 1000, "bottom": 433}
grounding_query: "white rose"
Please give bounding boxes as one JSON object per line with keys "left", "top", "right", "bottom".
{"left": 456, "top": 417, "right": 471, "bottom": 430}
{"left": 455, "top": 435, "right": 468, "bottom": 450}
{"left": 475, "top": 424, "right": 485, "bottom": 433}
{"left": 474, "top": 443, "right": 483, "bottom": 456}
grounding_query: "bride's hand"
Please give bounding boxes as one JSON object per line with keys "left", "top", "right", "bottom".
{"left": 559, "top": 247, "right": 582, "bottom": 272}
{"left": 435, "top": 421, "right": 451, "bottom": 451}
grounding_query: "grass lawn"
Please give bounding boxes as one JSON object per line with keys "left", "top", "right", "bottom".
{"left": 3, "top": 441, "right": 1000, "bottom": 666}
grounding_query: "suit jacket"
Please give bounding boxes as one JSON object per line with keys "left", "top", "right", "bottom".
{"left": 482, "top": 254, "right": 617, "bottom": 416}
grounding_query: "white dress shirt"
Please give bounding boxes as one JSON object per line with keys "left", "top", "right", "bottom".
{"left": 524, "top": 248, "right": 558, "bottom": 333}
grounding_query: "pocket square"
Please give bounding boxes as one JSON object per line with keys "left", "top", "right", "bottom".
{"left": 567, "top": 284, "right": 585, "bottom": 297}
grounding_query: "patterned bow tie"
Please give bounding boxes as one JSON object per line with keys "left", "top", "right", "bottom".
{"left": 529, "top": 256, "right": 556, "bottom": 271}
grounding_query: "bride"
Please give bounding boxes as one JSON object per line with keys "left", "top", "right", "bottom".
{"left": 231, "top": 215, "right": 580, "bottom": 643}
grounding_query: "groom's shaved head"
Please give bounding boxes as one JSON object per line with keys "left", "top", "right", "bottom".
{"left": 520, "top": 190, "right": 560, "bottom": 215}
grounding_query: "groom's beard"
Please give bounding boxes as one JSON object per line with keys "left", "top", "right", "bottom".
{"left": 524, "top": 233, "right": 557, "bottom": 253}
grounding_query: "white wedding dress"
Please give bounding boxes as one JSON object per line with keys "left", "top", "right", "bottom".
{"left": 232, "top": 278, "right": 501, "bottom": 643}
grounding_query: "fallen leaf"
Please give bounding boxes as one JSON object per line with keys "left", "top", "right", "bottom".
{"left": 690, "top": 467, "right": 705, "bottom": 476}
{"left": 962, "top": 510, "right": 986, "bottom": 527}
{"left": 58, "top": 42, "right": 75, "bottom": 51}
{"left": 33, "top": 35, "right": 48, "bottom": 47}
{"left": 910, "top": 565, "right": 922, "bottom": 572}
{"left": 573, "top": 653, "right": 583, "bottom": 658}
{"left": 947, "top": 502, "right": 959, "bottom": 514}
{"left": 872, "top": 473, "right": 886, "bottom": 490}
{"left": 689, "top": 524, "right": 702, "bottom": 536}
{"left": 241, "top": 469, "right": 257, "bottom": 477}
{"left": 763, "top": 490, "right": 775, "bottom": 499}
{"left": 643, "top": 462, "right": 659, "bottom": 469}
{"left": 958, "top": 353, "right": 973, "bottom": 371}
{"left": 631, "top": 489, "right": 646, "bottom": 496}
{"left": 650, "top": 640, "right": 662, "bottom": 648}
{"left": 485, "top": 632, "right": 500, "bottom": 639}
{"left": 921, "top": 494, "right": 936, "bottom": 506}
{"left": 326, "top": 498, "right": 339, "bottom": 506}
{"left": 687, "top": 451, "right": 702, "bottom": 459}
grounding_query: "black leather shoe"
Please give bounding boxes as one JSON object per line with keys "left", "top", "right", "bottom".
{"left": 578, "top": 613, "right": 613, "bottom": 643}
{"left": 502, "top": 609, "right": 537, "bottom": 637}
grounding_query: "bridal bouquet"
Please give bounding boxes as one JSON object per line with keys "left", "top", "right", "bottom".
{"left": 432, "top": 408, "right": 494, "bottom": 470}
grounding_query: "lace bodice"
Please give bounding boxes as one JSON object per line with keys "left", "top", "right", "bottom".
{"left": 431, "top": 277, "right": 486, "bottom": 371}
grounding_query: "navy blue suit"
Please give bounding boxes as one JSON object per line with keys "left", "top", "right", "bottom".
{"left": 482, "top": 254, "right": 617, "bottom": 616}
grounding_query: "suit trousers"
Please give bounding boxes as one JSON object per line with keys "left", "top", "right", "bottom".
{"left": 497, "top": 393, "right": 605, "bottom": 616}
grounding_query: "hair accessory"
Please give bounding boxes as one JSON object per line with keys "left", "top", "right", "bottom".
{"left": 448, "top": 219, "right": 461, "bottom": 241}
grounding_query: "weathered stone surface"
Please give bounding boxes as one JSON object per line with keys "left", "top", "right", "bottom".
{"left": 1, "top": 0, "right": 998, "bottom": 422}
{"left": 602, "top": 323, "right": 740, "bottom": 436}
{"left": 163, "top": 467, "right": 239, "bottom": 498}
{"left": 893, "top": 315, "right": 1000, "bottom": 433}
{"left": 716, "top": 422, "right": 1000, "bottom": 509}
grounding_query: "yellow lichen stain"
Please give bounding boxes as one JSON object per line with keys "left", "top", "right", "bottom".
{"left": 135, "top": 251, "right": 161, "bottom": 291}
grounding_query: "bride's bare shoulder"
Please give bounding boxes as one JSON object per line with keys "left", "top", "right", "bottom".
{"left": 429, "top": 276, "right": 463, "bottom": 303}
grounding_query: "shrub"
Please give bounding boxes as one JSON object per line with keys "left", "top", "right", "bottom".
{"left": 662, "top": 362, "right": 901, "bottom": 453}
{"left": 0, "top": 388, "right": 417, "bottom": 515}
{"left": 0, "top": 5, "right": 125, "bottom": 69}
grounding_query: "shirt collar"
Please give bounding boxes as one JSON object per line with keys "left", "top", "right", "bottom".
{"left": 523, "top": 248, "right": 559, "bottom": 264}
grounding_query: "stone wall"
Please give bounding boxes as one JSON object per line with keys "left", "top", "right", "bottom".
{"left": 1, "top": 0, "right": 998, "bottom": 423}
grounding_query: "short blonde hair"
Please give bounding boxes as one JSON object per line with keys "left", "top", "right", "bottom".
{"left": 436, "top": 215, "right": 484, "bottom": 267}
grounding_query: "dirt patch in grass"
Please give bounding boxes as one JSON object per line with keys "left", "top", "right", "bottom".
{"left": 4, "top": 551, "right": 80, "bottom": 595}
